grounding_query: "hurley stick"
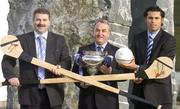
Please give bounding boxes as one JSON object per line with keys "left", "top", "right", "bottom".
{"left": 1, "top": 35, "right": 172, "bottom": 109}
{"left": 0, "top": 55, "right": 173, "bottom": 86}
{"left": 0, "top": 61, "right": 173, "bottom": 86}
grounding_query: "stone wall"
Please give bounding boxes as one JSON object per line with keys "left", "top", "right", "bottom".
{"left": 6, "top": 0, "right": 175, "bottom": 109}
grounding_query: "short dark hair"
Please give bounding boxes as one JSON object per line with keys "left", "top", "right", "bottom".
{"left": 144, "top": 6, "right": 165, "bottom": 18}
{"left": 33, "top": 8, "right": 50, "bottom": 20}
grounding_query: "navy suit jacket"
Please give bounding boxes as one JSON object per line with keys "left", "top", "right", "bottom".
{"left": 72, "top": 42, "right": 129, "bottom": 109}
{"left": 2, "top": 32, "right": 71, "bottom": 106}
{"left": 130, "top": 29, "right": 176, "bottom": 105}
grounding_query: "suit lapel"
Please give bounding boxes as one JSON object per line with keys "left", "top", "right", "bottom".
{"left": 45, "top": 32, "right": 55, "bottom": 63}
{"left": 23, "top": 32, "right": 37, "bottom": 76}
{"left": 89, "top": 43, "right": 96, "bottom": 51}
{"left": 140, "top": 32, "right": 148, "bottom": 63}
{"left": 151, "top": 29, "right": 163, "bottom": 54}
{"left": 104, "top": 43, "right": 113, "bottom": 55}
{"left": 26, "top": 32, "right": 37, "bottom": 57}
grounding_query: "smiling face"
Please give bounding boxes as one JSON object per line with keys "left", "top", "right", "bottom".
{"left": 145, "top": 11, "right": 164, "bottom": 32}
{"left": 33, "top": 13, "right": 50, "bottom": 34}
{"left": 93, "top": 21, "right": 110, "bottom": 45}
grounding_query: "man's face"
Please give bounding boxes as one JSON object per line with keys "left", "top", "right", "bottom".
{"left": 93, "top": 22, "right": 110, "bottom": 45}
{"left": 145, "top": 11, "right": 164, "bottom": 32}
{"left": 33, "top": 13, "right": 50, "bottom": 34}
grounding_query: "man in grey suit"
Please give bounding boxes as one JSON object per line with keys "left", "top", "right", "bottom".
{"left": 1, "top": 8, "right": 71, "bottom": 109}
{"left": 72, "top": 19, "right": 129, "bottom": 109}
{"left": 119, "top": 6, "right": 176, "bottom": 109}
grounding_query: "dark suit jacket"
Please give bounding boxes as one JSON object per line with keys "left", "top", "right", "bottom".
{"left": 72, "top": 42, "right": 127, "bottom": 109}
{"left": 1, "top": 32, "right": 71, "bottom": 107}
{"left": 130, "top": 29, "right": 176, "bottom": 106}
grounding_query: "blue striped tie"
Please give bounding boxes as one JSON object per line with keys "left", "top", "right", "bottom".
{"left": 146, "top": 36, "right": 153, "bottom": 64}
{"left": 37, "top": 36, "right": 46, "bottom": 80}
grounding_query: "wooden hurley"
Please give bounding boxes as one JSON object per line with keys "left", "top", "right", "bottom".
{"left": 0, "top": 35, "right": 173, "bottom": 109}
{"left": 0, "top": 66, "right": 173, "bottom": 86}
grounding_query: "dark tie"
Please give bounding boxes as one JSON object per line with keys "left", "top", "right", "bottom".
{"left": 96, "top": 45, "right": 103, "bottom": 52}
{"left": 146, "top": 36, "right": 153, "bottom": 64}
{"left": 37, "top": 36, "right": 46, "bottom": 80}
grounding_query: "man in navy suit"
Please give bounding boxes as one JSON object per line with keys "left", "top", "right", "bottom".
{"left": 1, "top": 8, "right": 71, "bottom": 109}
{"left": 72, "top": 19, "right": 128, "bottom": 109}
{"left": 119, "top": 6, "right": 176, "bottom": 109}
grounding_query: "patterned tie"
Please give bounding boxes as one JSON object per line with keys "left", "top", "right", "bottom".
{"left": 96, "top": 45, "right": 103, "bottom": 52}
{"left": 146, "top": 36, "right": 153, "bottom": 64}
{"left": 37, "top": 36, "right": 46, "bottom": 80}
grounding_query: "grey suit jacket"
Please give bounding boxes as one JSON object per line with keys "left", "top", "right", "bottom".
{"left": 130, "top": 29, "right": 176, "bottom": 105}
{"left": 1, "top": 32, "right": 71, "bottom": 106}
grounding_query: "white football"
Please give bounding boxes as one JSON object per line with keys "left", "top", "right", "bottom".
{"left": 115, "top": 47, "right": 133, "bottom": 64}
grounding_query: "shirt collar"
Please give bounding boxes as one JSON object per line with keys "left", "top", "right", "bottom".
{"left": 95, "top": 42, "right": 107, "bottom": 49}
{"left": 34, "top": 31, "right": 48, "bottom": 40}
{"left": 147, "top": 29, "right": 160, "bottom": 39}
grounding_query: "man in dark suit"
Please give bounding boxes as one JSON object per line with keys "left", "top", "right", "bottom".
{"left": 119, "top": 6, "right": 176, "bottom": 109}
{"left": 1, "top": 8, "right": 71, "bottom": 109}
{"left": 72, "top": 19, "right": 127, "bottom": 109}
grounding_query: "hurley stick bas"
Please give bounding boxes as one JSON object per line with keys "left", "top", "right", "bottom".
{"left": 0, "top": 52, "right": 173, "bottom": 86}
{"left": 1, "top": 57, "right": 173, "bottom": 86}
{"left": 0, "top": 35, "right": 173, "bottom": 109}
